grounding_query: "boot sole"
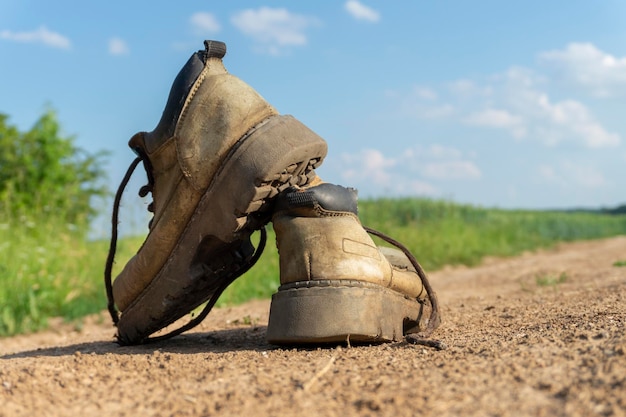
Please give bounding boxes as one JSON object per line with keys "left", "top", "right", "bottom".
{"left": 266, "top": 280, "right": 426, "bottom": 345}
{"left": 117, "top": 115, "right": 327, "bottom": 343}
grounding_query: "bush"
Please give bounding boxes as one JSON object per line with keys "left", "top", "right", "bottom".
{"left": 0, "top": 109, "right": 110, "bottom": 336}
{"left": 0, "top": 109, "right": 109, "bottom": 230}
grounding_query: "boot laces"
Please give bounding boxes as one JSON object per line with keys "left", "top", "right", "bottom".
{"left": 364, "top": 226, "right": 441, "bottom": 338}
{"left": 104, "top": 155, "right": 149, "bottom": 325}
{"left": 104, "top": 155, "right": 267, "bottom": 343}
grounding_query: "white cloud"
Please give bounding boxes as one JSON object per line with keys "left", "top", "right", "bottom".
{"left": 345, "top": 1, "right": 380, "bottom": 23}
{"left": 464, "top": 108, "right": 525, "bottom": 138}
{"left": 538, "top": 162, "right": 607, "bottom": 189}
{"left": 421, "top": 161, "right": 482, "bottom": 180}
{"left": 190, "top": 12, "right": 221, "bottom": 34}
{"left": 108, "top": 37, "right": 129, "bottom": 55}
{"left": 422, "top": 144, "right": 463, "bottom": 159}
{"left": 448, "top": 79, "right": 493, "bottom": 97}
{"left": 231, "top": 7, "right": 318, "bottom": 55}
{"left": 527, "top": 90, "right": 619, "bottom": 148}
{"left": 398, "top": 65, "right": 620, "bottom": 148}
{"left": 338, "top": 145, "right": 479, "bottom": 196}
{"left": 537, "top": 165, "right": 561, "bottom": 185}
{"left": 407, "top": 145, "right": 482, "bottom": 180}
{"left": 572, "top": 165, "right": 606, "bottom": 188}
{"left": 0, "top": 26, "right": 70, "bottom": 49}
{"left": 342, "top": 149, "right": 395, "bottom": 185}
{"left": 419, "top": 104, "right": 455, "bottom": 120}
{"left": 396, "top": 86, "right": 454, "bottom": 119}
{"left": 362, "top": 148, "right": 396, "bottom": 171}
{"left": 540, "top": 42, "right": 626, "bottom": 97}
{"left": 413, "top": 86, "right": 438, "bottom": 100}
{"left": 408, "top": 180, "right": 439, "bottom": 196}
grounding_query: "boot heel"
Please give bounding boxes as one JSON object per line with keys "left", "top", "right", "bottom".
{"left": 266, "top": 281, "right": 425, "bottom": 345}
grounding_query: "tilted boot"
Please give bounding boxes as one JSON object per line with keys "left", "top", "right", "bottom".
{"left": 266, "top": 183, "right": 440, "bottom": 344}
{"left": 104, "top": 40, "right": 327, "bottom": 345}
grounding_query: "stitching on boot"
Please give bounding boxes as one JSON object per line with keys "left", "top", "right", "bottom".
{"left": 176, "top": 66, "right": 209, "bottom": 133}
{"left": 174, "top": 66, "right": 209, "bottom": 187}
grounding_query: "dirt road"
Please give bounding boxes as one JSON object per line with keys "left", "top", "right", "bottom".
{"left": 2, "top": 236, "right": 625, "bottom": 417}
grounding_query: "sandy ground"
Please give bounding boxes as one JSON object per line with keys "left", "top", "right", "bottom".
{"left": 1, "top": 236, "right": 625, "bottom": 417}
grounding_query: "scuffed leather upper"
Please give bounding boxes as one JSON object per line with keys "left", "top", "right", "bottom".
{"left": 273, "top": 184, "right": 425, "bottom": 299}
{"left": 113, "top": 49, "right": 277, "bottom": 311}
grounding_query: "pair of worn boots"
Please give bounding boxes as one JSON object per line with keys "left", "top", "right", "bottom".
{"left": 105, "top": 40, "right": 440, "bottom": 346}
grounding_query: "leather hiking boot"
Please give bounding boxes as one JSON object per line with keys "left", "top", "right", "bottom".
{"left": 266, "top": 183, "right": 440, "bottom": 345}
{"left": 104, "top": 40, "right": 328, "bottom": 345}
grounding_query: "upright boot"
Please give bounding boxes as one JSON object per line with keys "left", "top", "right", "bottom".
{"left": 104, "top": 40, "right": 327, "bottom": 345}
{"left": 266, "top": 183, "right": 440, "bottom": 344}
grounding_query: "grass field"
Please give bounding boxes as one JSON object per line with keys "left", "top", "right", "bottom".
{"left": 2, "top": 198, "right": 626, "bottom": 337}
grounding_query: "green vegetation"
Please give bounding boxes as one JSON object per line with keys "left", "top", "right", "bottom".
{"left": 357, "top": 198, "right": 626, "bottom": 271}
{"left": 2, "top": 110, "right": 626, "bottom": 337}
{"left": 0, "top": 221, "right": 141, "bottom": 335}
{"left": 0, "top": 110, "right": 108, "bottom": 225}
{"left": 613, "top": 260, "right": 626, "bottom": 267}
{"left": 535, "top": 272, "right": 568, "bottom": 287}
{"left": 0, "top": 110, "right": 110, "bottom": 336}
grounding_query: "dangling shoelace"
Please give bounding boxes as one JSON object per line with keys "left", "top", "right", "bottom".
{"left": 364, "top": 226, "right": 441, "bottom": 338}
{"left": 104, "top": 156, "right": 143, "bottom": 326}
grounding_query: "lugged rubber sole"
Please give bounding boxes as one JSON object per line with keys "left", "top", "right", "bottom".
{"left": 116, "top": 115, "right": 327, "bottom": 344}
{"left": 266, "top": 280, "right": 426, "bottom": 345}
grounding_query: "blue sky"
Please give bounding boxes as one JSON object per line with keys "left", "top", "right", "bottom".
{"left": 2, "top": 1, "right": 626, "bottom": 224}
